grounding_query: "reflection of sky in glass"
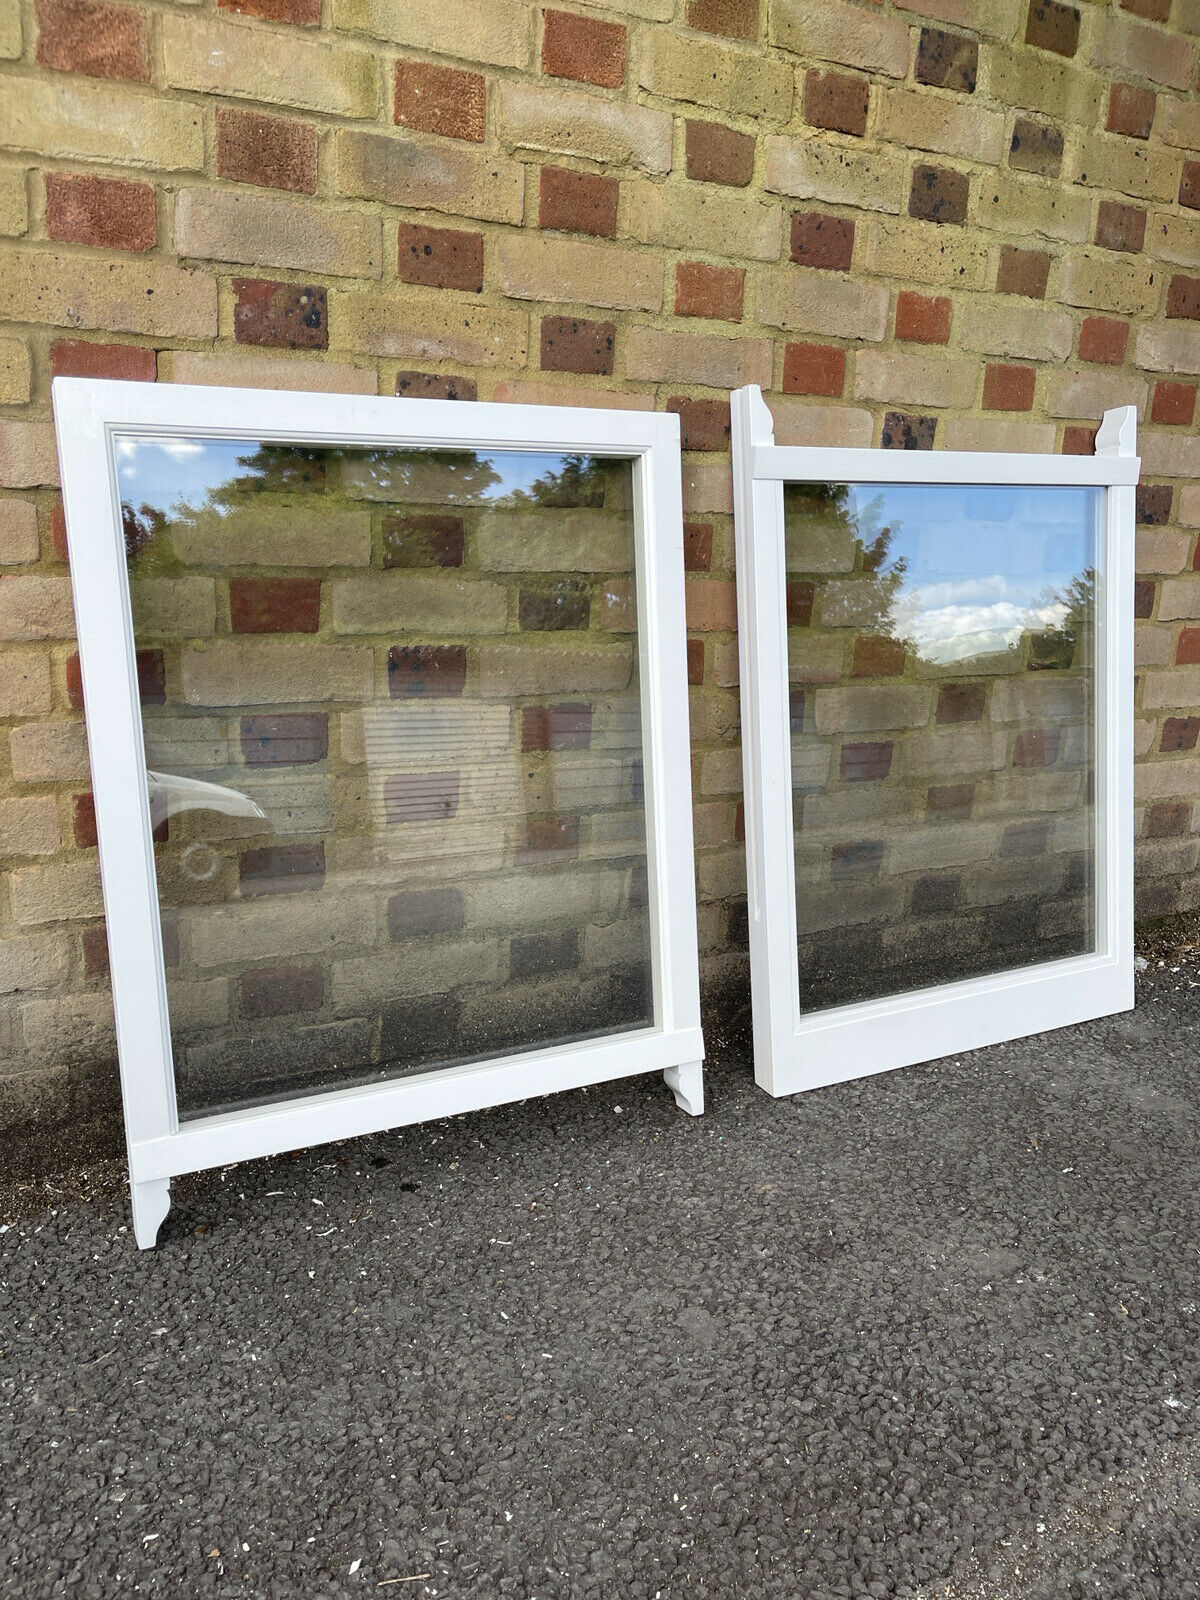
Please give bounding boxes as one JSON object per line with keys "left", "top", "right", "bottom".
{"left": 113, "top": 436, "right": 580, "bottom": 515}
{"left": 848, "top": 484, "right": 1097, "bottom": 664}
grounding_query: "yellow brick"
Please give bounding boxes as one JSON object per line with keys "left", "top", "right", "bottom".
{"left": 1057, "top": 253, "right": 1158, "bottom": 316}
{"left": 0, "top": 496, "right": 39, "bottom": 564}
{"left": 769, "top": 399, "right": 873, "bottom": 447}
{"left": 877, "top": 89, "right": 1006, "bottom": 166}
{"left": 0, "top": 338, "right": 31, "bottom": 406}
{"left": 1090, "top": 13, "right": 1195, "bottom": 92}
{"left": 755, "top": 266, "right": 889, "bottom": 340}
{"left": 1138, "top": 526, "right": 1191, "bottom": 573}
{"left": 1143, "top": 665, "right": 1200, "bottom": 708}
{"left": 0, "top": 422, "right": 59, "bottom": 489}
{"left": 495, "top": 236, "right": 662, "bottom": 313}
{"left": 974, "top": 173, "right": 1089, "bottom": 243}
{"left": 162, "top": 13, "right": 377, "bottom": 118}
{"left": 1136, "top": 323, "right": 1200, "bottom": 375}
{"left": 0, "top": 576, "right": 75, "bottom": 641}
{"left": 865, "top": 220, "right": 990, "bottom": 287}
{"left": 0, "top": 77, "right": 204, "bottom": 171}
{"left": 854, "top": 349, "right": 977, "bottom": 409}
{"left": 175, "top": 189, "right": 382, "bottom": 278}
{"left": 1149, "top": 213, "right": 1200, "bottom": 269}
{"left": 1140, "top": 434, "right": 1198, "bottom": 480}
{"left": 770, "top": 0, "right": 909, "bottom": 77}
{"left": 625, "top": 327, "right": 772, "bottom": 389}
{"left": 0, "top": 0, "right": 20, "bottom": 57}
{"left": 682, "top": 458, "right": 733, "bottom": 515}
{"left": 1064, "top": 135, "right": 1179, "bottom": 204}
{"left": 495, "top": 81, "right": 671, "bottom": 175}
{"left": 1043, "top": 370, "right": 1148, "bottom": 420}
{"left": 624, "top": 182, "right": 782, "bottom": 263}
{"left": 332, "top": 0, "right": 532, "bottom": 64}
{"left": 8, "top": 720, "right": 89, "bottom": 782}
{"left": 0, "top": 248, "right": 217, "bottom": 339}
{"left": 959, "top": 300, "right": 1074, "bottom": 362}
{"left": 159, "top": 350, "right": 378, "bottom": 394}
{"left": 988, "top": 49, "right": 1102, "bottom": 124}
{"left": 0, "top": 798, "right": 61, "bottom": 858}
{"left": 0, "top": 932, "right": 70, "bottom": 995}
{"left": 637, "top": 32, "right": 792, "bottom": 121}
{"left": 763, "top": 136, "right": 906, "bottom": 215}
{"left": 0, "top": 650, "right": 53, "bottom": 718}
{"left": 334, "top": 287, "right": 529, "bottom": 367}
{"left": 1162, "top": 97, "right": 1200, "bottom": 154}
{"left": 489, "top": 379, "right": 654, "bottom": 410}
{"left": 0, "top": 167, "right": 26, "bottom": 236}
{"left": 941, "top": 417, "right": 1056, "bottom": 452}
{"left": 9, "top": 860, "right": 104, "bottom": 925}
{"left": 335, "top": 131, "right": 525, "bottom": 225}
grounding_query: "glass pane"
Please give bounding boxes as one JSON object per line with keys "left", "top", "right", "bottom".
{"left": 113, "top": 436, "right": 652, "bottom": 1120}
{"left": 786, "top": 482, "right": 1098, "bottom": 1014}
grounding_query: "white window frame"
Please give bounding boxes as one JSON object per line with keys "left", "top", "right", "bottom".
{"left": 731, "top": 384, "right": 1138, "bottom": 1099}
{"left": 53, "top": 378, "right": 704, "bottom": 1247}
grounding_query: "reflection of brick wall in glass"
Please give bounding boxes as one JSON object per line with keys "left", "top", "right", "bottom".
{"left": 786, "top": 482, "right": 1098, "bottom": 1013}
{"left": 116, "top": 438, "right": 651, "bottom": 1120}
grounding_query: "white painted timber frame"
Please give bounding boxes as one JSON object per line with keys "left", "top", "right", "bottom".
{"left": 52, "top": 378, "right": 704, "bottom": 1247}
{"left": 731, "top": 384, "right": 1138, "bottom": 1099}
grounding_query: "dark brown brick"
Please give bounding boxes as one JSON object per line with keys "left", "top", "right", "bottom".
{"left": 787, "top": 580, "right": 815, "bottom": 627}
{"left": 1000, "top": 818, "right": 1051, "bottom": 857}
{"left": 510, "top": 929, "right": 580, "bottom": 981}
{"left": 882, "top": 411, "right": 936, "bottom": 449}
{"left": 217, "top": 109, "right": 318, "bottom": 193}
{"left": 782, "top": 342, "right": 846, "bottom": 397}
{"left": 831, "top": 840, "right": 885, "bottom": 880}
{"left": 239, "top": 842, "right": 326, "bottom": 896}
{"left": 1013, "top": 728, "right": 1062, "bottom": 768}
{"left": 685, "top": 119, "right": 755, "bottom": 186}
{"left": 1095, "top": 199, "right": 1146, "bottom": 253}
{"left": 538, "top": 166, "right": 619, "bottom": 237}
{"left": 82, "top": 924, "right": 110, "bottom": 980}
{"left": 790, "top": 211, "right": 854, "bottom": 270}
{"left": 519, "top": 579, "right": 591, "bottom": 631}
{"left": 675, "top": 261, "right": 744, "bottom": 321}
{"left": 1122, "top": 0, "right": 1170, "bottom": 21}
{"left": 685, "top": 0, "right": 758, "bottom": 39}
{"left": 927, "top": 782, "right": 974, "bottom": 818}
{"left": 219, "top": 0, "right": 320, "bottom": 21}
{"left": 233, "top": 279, "right": 327, "bottom": 350}
{"left": 1146, "top": 799, "right": 1191, "bottom": 837}
{"left": 395, "top": 60, "right": 486, "bottom": 142}
{"left": 852, "top": 635, "right": 904, "bottom": 677}
{"left": 687, "top": 637, "right": 705, "bottom": 685}
{"left": 45, "top": 173, "right": 155, "bottom": 251}
{"left": 1137, "top": 483, "right": 1173, "bottom": 525}
{"left": 382, "top": 512, "right": 464, "bottom": 568}
{"left": 1108, "top": 82, "right": 1155, "bottom": 139}
{"left": 540, "top": 315, "right": 615, "bottom": 375}
{"left": 518, "top": 814, "right": 581, "bottom": 859}
{"left": 36, "top": 0, "right": 149, "bottom": 80}
{"left": 1162, "top": 716, "right": 1200, "bottom": 751}
{"left": 397, "top": 223, "right": 484, "bottom": 292}
{"left": 240, "top": 712, "right": 328, "bottom": 766}
{"left": 1009, "top": 116, "right": 1063, "bottom": 177}
{"left": 841, "top": 741, "right": 893, "bottom": 782}
{"left": 937, "top": 682, "right": 986, "bottom": 723}
{"left": 909, "top": 164, "right": 969, "bottom": 225}
{"left": 803, "top": 70, "right": 869, "bottom": 136}
{"left": 383, "top": 771, "right": 461, "bottom": 825}
{"left": 915, "top": 26, "right": 978, "bottom": 93}
{"left": 387, "top": 886, "right": 465, "bottom": 940}
{"left": 542, "top": 8, "right": 626, "bottom": 88}
{"left": 1078, "top": 316, "right": 1129, "bottom": 363}
{"left": 229, "top": 576, "right": 321, "bottom": 633}
{"left": 1134, "top": 579, "right": 1155, "bottom": 618}
{"left": 1151, "top": 380, "right": 1197, "bottom": 426}
{"left": 894, "top": 290, "right": 952, "bottom": 344}
{"left": 912, "top": 873, "right": 961, "bottom": 914}
{"left": 666, "top": 396, "right": 731, "bottom": 451}
{"left": 1062, "top": 424, "right": 1097, "bottom": 454}
{"left": 997, "top": 245, "right": 1050, "bottom": 298}
{"left": 238, "top": 965, "right": 324, "bottom": 1020}
{"left": 72, "top": 792, "right": 97, "bottom": 849}
{"left": 1182, "top": 161, "right": 1200, "bottom": 211}
{"left": 521, "top": 703, "right": 593, "bottom": 752}
{"left": 395, "top": 371, "right": 477, "bottom": 401}
{"left": 1167, "top": 274, "right": 1200, "bottom": 320}
{"left": 69, "top": 646, "right": 166, "bottom": 708}
{"left": 53, "top": 339, "right": 156, "bottom": 382}
{"left": 1025, "top": 0, "right": 1080, "bottom": 57}
{"left": 388, "top": 644, "right": 467, "bottom": 698}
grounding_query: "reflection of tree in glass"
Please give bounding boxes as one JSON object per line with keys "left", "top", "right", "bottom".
{"left": 791, "top": 483, "right": 909, "bottom": 644}
{"left": 495, "top": 453, "right": 606, "bottom": 509}
{"left": 1029, "top": 567, "right": 1094, "bottom": 671}
{"left": 216, "top": 444, "right": 503, "bottom": 504}
{"left": 121, "top": 500, "right": 168, "bottom": 564}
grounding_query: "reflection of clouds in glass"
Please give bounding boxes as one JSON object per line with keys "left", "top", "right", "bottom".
{"left": 900, "top": 594, "right": 1069, "bottom": 663}
{"left": 116, "top": 436, "right": 206, "bottom": 462}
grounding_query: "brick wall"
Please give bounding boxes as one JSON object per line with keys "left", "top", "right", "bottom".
{"left": 2, "top": 0, "right": 1200, "bottom": 1162}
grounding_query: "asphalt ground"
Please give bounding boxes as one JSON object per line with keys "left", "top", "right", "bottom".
{"left": 3, "top": 956, "right": 1200, "bottom": 1600}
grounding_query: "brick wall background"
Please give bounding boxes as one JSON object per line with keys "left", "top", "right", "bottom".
{"left": 2, "top": 0, "right": 1200, "bottom": 1165}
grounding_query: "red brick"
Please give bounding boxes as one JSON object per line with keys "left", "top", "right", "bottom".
{"left": 387, "top": 887, "right": 464, "bottom": 940}
{"left": 542, "top": 9, "right": 626, "bottom": 89}
{"left": 239, "top": 842, "right": 326, "bottom": 895}
{"left": 1146, "top": 799, "right": 1191, "bottom": 837}
{"left": 217, "top": 109, "right": 318, "bottom": 194}
{"left": 1121, "top": 0, "right": 1170, "bottom": 20}
{"left": 894, "top": 291, "right": 951, "bottom": 344}
{"left": 219, "top": 0, "right": 320, "bottom": 20}
{"left": 1013, "top": 727, "right": 1062, "bottom": 767}
{"left": 395, "top": 60, "right": 486, "bottom": 143}
{"left": 667, "top": 396, "right": 731, "bottom": 451}
{"left": 1134, "top": 579, "right": 1155, "bottom": 618}
{"left": 382, "top": 512, "right": 465, "bottom": 568}
{"left": 1167, "top": 275, "right": 1200, "bottom": 321}
{"left": 842, "top": 741, "right": 893, "bottom": 782}
{"left": 522, "top": 703, "right": 593, "bottom": 752}
{"left": 997, "top": 245, "right": 1050, "bottom": 298}
{"left": 388, "top": 644, "right": 467, "bottom": 698}
{"left": 519, "top": 814, "right": 581, "bottom": 859}
{"left": 687, "top": 638, "right": 706, "bottom": 685}
{"left": 686, "top": 120, "right": 755, "bottom": 187}
{"left": 538, "top": 167, "right": 619, "bottom": 238}
{"left": 82, "top": 925, "right": 110, "bottom": 980}
{"left": 684, "top": 520, "right": 713, "bottom": 571}
{"left": 233, "top": 279, "right": 327, "bottom": 350}
{"left": 782, "top": 342, "right": 846, "bottom": 397}
{"left": 35, "top": 0, "right": 149, "bottom": 80}
{"left": 803, "top": 70, "right": 869, "bottom": 137}
{"left": 927, "top": 781, "right": 974, "bottom": 817}
{"left": 675, "top": 261, "right": 744, "bottom": 321}
{"left": 1078, "top": 316, "right": 1129, "bottom": 363}
{"left": 852, "top": 635, "right": 904, "bottom": 677}
{"left": 1162, "top": 716, "right": 1200, "bottom": 751}
{"left": 882, "top": 411, "right": 936, "bottom": 449}
{"left": 937, "top": 683, "right": 986, "bottom": 723}
{"left": 67, "top": 647, "right": 165, "bottom": 706}
{"left": 540, "top": 315, "right": 615, "bottom": 375}
{"left": 1151, "top": 381, "right": 1197, "bottom": 426}
{"left": 915, "top": 26, "right": 978, "bottom": 93}
{"left": 53, "top": 339, "right": 156, "bottom": 382}
{"left": 1177, "top": 626, "right": 1200, "bottom": 664}
{"left": 397, "top": 223, "right": 484, "bottom": 293}
{"left": 1182, "top": 161, "right": 1200, "bottom": 211}
{"left": 1095, "top": 200, "right": 1146, "bottom": 253}
{"left": 383, "top": 772, "right": 460, "bottom": 825}
{"left": 240, "top": 712, "right": 328, "bottom": 766}
{"left": 52, "top": 506, "right": 68, "bottom": 564}
{"left": 238, "top": 965, "right": 324, "bottom": 1020}
{"left": 788, "top": 580, "right": 815, "bottom": 626}
{"left": 1000, "top": 818, "right": 1051, "bottom": 857}
{"left": 72, "top": 792, "right": 98, "bottom": 849}
{"left": 909, "top": 164, "right": 969, "bottom": 225}
{"left": 229, "top": 577, "right": 321, "bottom": 634}
{"left": 395, "top": 372, "right": 478, "bottom": 401}
{"left": 1107, "top": 82, "right": 1155, "bottom": 139}
{"left": 45, "top": 173, "right": 155, "bottom": 252}
{"left": 983, "top": 363, "right": 1036, "bottom": 410}
{"left": 1025, "top": 0, "right": 1080, "bottom": 57}
{"left": 686, "top": 0, "right": 758, "bottom": 38}
{"left": 1062, "top": 424, "right": 1097, "bottom": 454}
{"left": 790, "top": 212, "right": 854, "bottom": 271}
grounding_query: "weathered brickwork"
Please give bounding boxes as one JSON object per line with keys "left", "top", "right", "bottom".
{"left": 3, "top": 0, "right": 1200, "bottom": 1158}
